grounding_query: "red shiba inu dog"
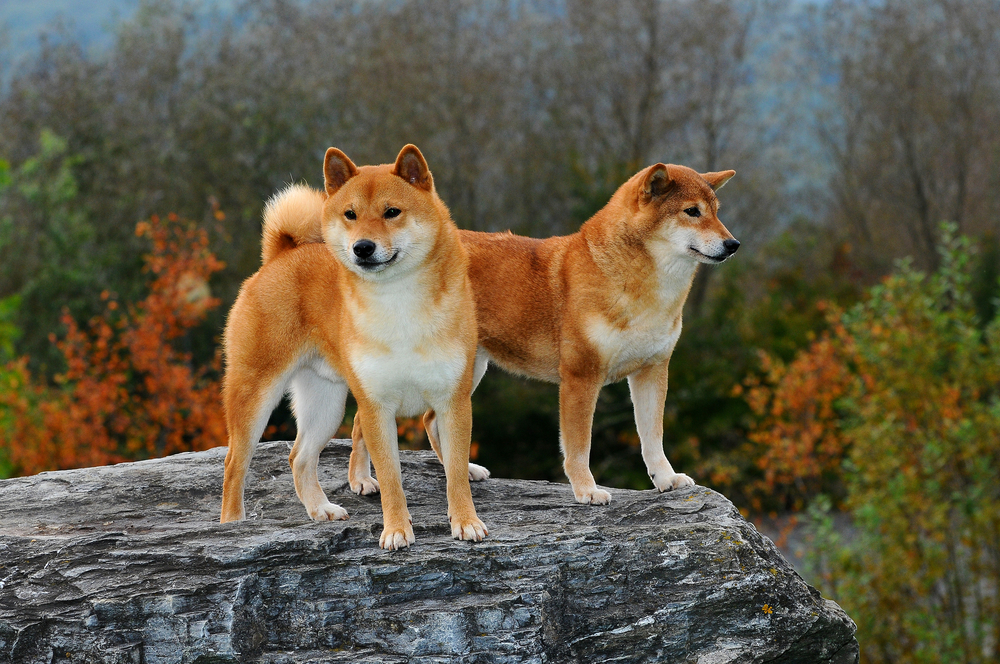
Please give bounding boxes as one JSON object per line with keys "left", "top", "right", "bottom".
{"left": 219, "top": 145, "right": 487, "bottom": 549}
{"left": 350, "top": 162, "right": 739, "bottom": 505}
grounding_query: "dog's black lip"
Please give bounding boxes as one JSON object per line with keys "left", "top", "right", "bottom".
{"left": 688, "top": 247, "right": 727, "bottom": 263}
{"left": 357, "top": 250, "right": 400, "bottom": 270}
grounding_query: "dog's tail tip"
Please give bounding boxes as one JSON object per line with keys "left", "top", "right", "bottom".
{"left": 261, "top": 184, "right": 326, "bottom": 265}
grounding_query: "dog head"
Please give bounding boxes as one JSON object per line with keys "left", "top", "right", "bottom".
{"left": 630, "top": 163, "right": 739, "bottom": 265}
{"left": 321, "top": 144, "right": 446, "bottom": 281}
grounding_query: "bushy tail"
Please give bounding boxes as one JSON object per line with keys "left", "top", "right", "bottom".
{"left": 261, "top": 184, "right": 326, "bottom": 265}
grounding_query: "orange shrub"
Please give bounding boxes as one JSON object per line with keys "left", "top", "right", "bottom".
{"left": 0, "top": 214, "right": 226, "bottom": 475}
{"left": 741, "top": 317, "right": 856, "bottom": 512}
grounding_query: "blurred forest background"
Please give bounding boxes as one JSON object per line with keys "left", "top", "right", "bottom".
{"left": 1, "top": 0, "right": 999, "bottom": 660}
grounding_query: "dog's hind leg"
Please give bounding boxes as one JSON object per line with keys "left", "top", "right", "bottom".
{"left": 220, "top": 370, "right": 288, "bottom": 523}
{"left": 424, "top": 347, "right": 491, "bottom": 481}
{"left": 288, "top": 369, "right": 350, "bottom": 521}
{"left": 628, "top": 359, "right": 694, "bottom": 492}
{"left": 348, "top": 414, "right": 380, "bottom": 495}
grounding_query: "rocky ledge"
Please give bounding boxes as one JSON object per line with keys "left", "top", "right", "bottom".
{"left": 0, "top": 441, "right": 857, "bottom": 663}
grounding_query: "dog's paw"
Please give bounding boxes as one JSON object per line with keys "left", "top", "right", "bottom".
{"left": 308, "top": 501, "right": 349, "bottom": 521}
{"left": 450, "top": 514, "right": 488, "bottom": 542}
{"left": 379, "top": 523, "right": 416, "bottom": 550}
{"left": 651, "top": 472, "right": 695, "bottom": 492}
{"left": 350, "top": 475, "right": 380, "bottom": 496}
{"left": 574, "top": 486, "right": 612, "bottom": 505}
{"left": 468, "top": 463, "right": 491, "bottom": 482}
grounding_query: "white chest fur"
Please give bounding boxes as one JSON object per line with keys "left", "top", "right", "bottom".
{"left": 587, "top": 309, "right": 682, "bottom": 384}
{"left": 585, "top": 260, "right": 693, "bottom": 383}
{"left": 347, "top": 277, "right": 468, "bottom": 416}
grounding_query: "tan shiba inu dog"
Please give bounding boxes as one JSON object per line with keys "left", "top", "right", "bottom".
{"left": 219, "top": 145, "right": 487, "bottom": 549}
{"left": 350, "top": 162, "right": 738, "bottom": 505}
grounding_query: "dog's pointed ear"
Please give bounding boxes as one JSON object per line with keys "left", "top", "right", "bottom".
{"left": 392, "top": 144, "right": 434, "bottom": 192}
{"left": 639, "top": 163, "right": 673, "bottom": 203}
{"left": 324, "top": 148, "right": 358, "bottom": 196}
{"left": 701, "top": 170, "right": 736, "bottom": 191}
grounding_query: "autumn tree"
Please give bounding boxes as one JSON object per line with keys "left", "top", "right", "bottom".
{"left": 0, "top": 214, "right": 226, "bottom": 475}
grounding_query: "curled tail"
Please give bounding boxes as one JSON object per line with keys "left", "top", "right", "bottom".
{"left": 261, "top": 184, "right": 326, "bottom": 265}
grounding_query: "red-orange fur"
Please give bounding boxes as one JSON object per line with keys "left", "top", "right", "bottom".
{"left": 406, "top": 163, "right": 739, "bottom": 504}
{"left": 220, "top": 145, "right": 486, "bottom": 549}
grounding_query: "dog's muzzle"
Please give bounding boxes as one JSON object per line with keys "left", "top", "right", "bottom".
{"left": 352, "top": 240, "right": 399, "bottom": 271}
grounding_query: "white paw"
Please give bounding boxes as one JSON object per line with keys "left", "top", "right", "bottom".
{"left": 651, "top": 472, "right": 695, "bottom": 492}
{"left": 468, "top": 463, "right": 491, "bottom": 482}
{"left": 308, "top": 502, "right": 349, "bottom": 521}
{"left": 379, "top": 525, "right": 415, "bottom": 550}
{"left": 574, "top": 486, "right": 612, "bottom": 505}
{"left": 451, "top": 515, "right": 488, "bottom": 541}
{"left": 351, "top": 476, "right": 380, "bottom": 495}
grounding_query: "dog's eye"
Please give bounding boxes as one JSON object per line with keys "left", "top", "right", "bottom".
{"left": 384, "top": 207, "right": 401, "bottom": 219}
{"left": 684, "top": 207, "right": 701, "bottom": 218}
{"left": 344, "top": 209, "right": 356, "bottom": 220}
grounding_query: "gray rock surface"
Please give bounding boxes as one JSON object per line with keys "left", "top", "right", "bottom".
{"left": 0, "top": 441, "right": 858, "bottom": 663}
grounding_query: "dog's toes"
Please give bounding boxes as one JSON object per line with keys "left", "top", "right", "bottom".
{"left": 351, "top": 476, "right": 380, "bottom": 496}
{"left": 468, "top": 463, "right": 491, "bottom": 482}
{"left": 309, "top": 502, "right": 349, "bottom": 521}
{"left": 653, "top": 472, "right": 695, "bottom": 492}
{"left": 451, "top": 516, "right": 488, "bottom": 542}
{"left": 379, "top": 524, "right": 416, "bottom": 550}
{"left": 574, "top": 487, "right": 612, "bottom": 505}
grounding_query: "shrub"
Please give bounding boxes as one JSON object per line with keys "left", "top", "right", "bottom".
{"left": 0, "top": 214, "right": 226, "bottom": 475}
{"left": 755, "top": 224, "right": 1000, "bottom": 662}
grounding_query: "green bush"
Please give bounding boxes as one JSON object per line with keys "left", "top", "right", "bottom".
{"left": 805, "top": 224, "right": 1000, "bottom": 663}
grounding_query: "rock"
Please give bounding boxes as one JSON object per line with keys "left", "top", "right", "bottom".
{"left": 0, "top": 441, "right": 858, "bottom": 663}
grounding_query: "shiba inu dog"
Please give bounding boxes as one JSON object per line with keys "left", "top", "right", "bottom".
{"left": 351, "top": 162, "right": 738, "bottom": 505}
{"left": 219, "top": 145, "right": 487, "bottom": 550}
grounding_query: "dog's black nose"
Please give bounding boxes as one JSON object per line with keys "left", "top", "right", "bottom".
{"left": 353, "top": 240, "right": 377, "bottom": 259}
{"left": 723, "top": 239, "right": 741, "bottom": 255}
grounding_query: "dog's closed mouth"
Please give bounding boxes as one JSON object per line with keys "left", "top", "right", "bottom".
{"left": 357, "top": 251, "right": 400, "bottom": 271}
{"left": 688, "top": 247, "right": 728, "bottom": 263}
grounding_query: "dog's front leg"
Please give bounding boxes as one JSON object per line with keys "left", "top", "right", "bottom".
{"left": 355, "top": 398, "right": 414, "bottom": 550}
{"left": 628, "top": 360, "right": 695, "bottom": 492}
{"left": 435, "top": 398, "right": 488, "bottom": 541}
{"left": 559, "top": 371, "right": 610, "bottom": 505}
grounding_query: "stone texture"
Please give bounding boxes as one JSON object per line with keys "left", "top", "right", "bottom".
{"left": 0, "top": 441, "right": 858, "bottom": 663}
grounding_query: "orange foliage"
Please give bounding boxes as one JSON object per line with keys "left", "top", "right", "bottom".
{"left": 0, "top": 214, "right": 226, "bottom": 475}
{"left": 741, "top": 313, "right": 857, "bottom": 512}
